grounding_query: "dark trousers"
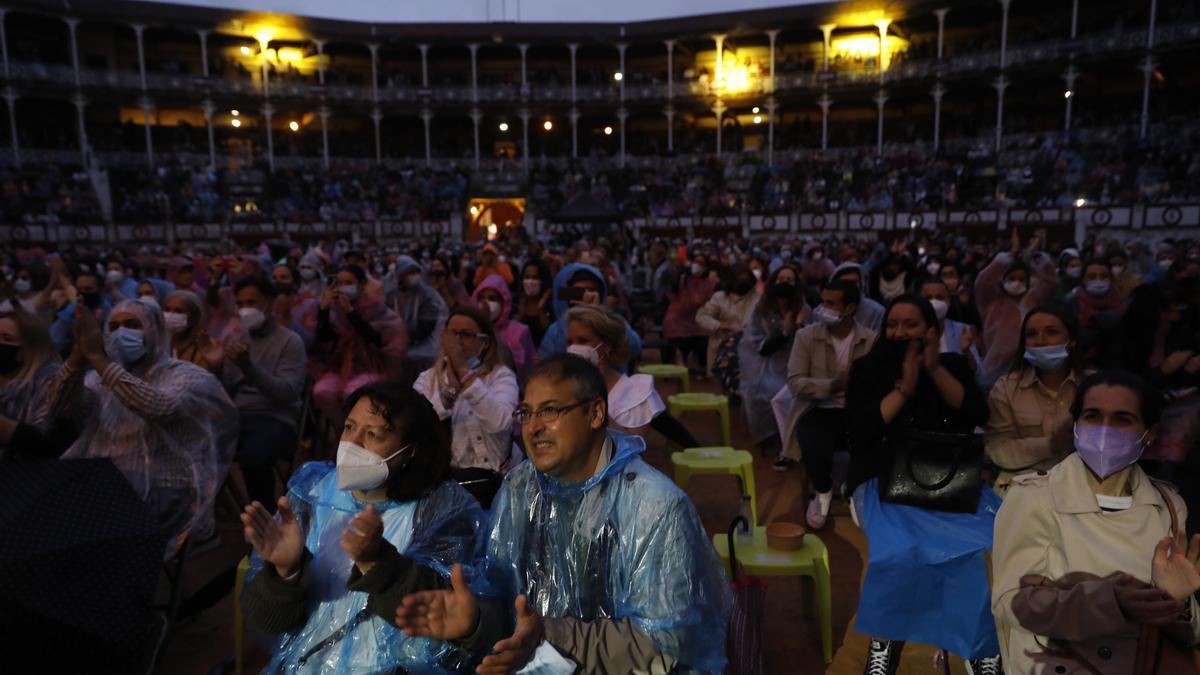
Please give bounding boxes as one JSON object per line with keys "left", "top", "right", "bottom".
{"left": 670, "top": 336, "right": 708, "bottom": 371}
{"left": 797, "top": 407, "right": 848, "bottom": 494}
{"left": 236, "top": 413, "right": 299, "bottom": 508}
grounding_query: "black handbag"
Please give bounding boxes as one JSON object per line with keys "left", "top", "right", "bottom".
{"left": 878, "top": 428, "right": 983, "bottom": 513}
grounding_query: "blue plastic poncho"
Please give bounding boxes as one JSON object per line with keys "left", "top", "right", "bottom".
{"left": 537, "top": 263, "right": 642, "bottom": 367}
{"left": 245, "top": 462, "right": 485, "bottom": 674}
{"left": 475, "top": 430, "right": 732, "bottom": 674}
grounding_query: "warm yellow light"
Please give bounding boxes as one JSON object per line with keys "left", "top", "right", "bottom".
{"left": 487, "top": 224, "right": 498, "bottom": 239}
{"left": 240, "top": 46, "right": 252, "bottom": 56}
{"left": 277, "top": 47, "right": 303, "bottom": 62}
{"left": 752, "top": 106, "right": 760, "bottom": 114}
{"left": 613, "top": 72, "right": 623, "bottom": 82}
{"left": 753, "top": 115, "right": 763, "bottom": 124}
{"left": 498, "top": 122, "right": 509, "bottom": 132}
{"left": 254, "top": 30, "right": 274, "bottom": 49}
{"left": 1074, "top": 198, "right": 1086, "bottom": 208}
{"left": 543, "top": 120, "right": 553, "bottom": 131}
{"left": 231, "top": 118, "right": 242, "bottom": 128}
{"left": 231, "top": 109, "right": 240, "bottom": 116}
{"left": 831, "top": 32, "right": 909, "bottom": 70}
{"left": 289, "top": 120, "right": 299, "bottom": 132}
{"left": 603, "top": 126, "right": 613, "bottom": 136}
{"left": 470, "top": 205, "right": 480, "bottom": 215}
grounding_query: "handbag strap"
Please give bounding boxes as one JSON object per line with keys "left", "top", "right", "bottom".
{"left": 903, "top": 431, "right": 977, "bottom": 492}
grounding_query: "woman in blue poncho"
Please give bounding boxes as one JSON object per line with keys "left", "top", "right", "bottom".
{"left": 240, "top": 381, "right": 484, "bottom": 674}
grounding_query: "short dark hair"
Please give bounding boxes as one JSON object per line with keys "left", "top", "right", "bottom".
{"left": 1012, "top": 303, "right": 1082, "bottom": 373}
{"left": 1070, "top": 369, "right": 1163, "bottom": 428}
{"left": 342, "top": 381, "right": 451, "bottom": 502}
{"left": 340, "top": 264, "right": 367, "bottom": 284}
{"left": 234, "top": 275, "right": 277, "bottom": 298}
{"left": 527, "top": 354, "right": 608, "bottom": 424}
{"left": 825, "top": 278, "right": 861, "bottom": 307}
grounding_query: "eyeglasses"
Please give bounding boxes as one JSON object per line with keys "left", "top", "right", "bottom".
{"left": 448, "top": 330, "right": 486, "bottom": 341}
{"left": 512, "top": 399, "right": 596, "bottom": 424}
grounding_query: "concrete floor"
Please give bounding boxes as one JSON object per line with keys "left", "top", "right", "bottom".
{"left": 154, "top": 374, "right": 972, "bottom": 674}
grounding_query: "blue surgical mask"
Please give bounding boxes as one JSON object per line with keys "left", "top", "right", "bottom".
{"left": 106, "top": 327, "right": 148, "bottom": 366}
{"left": 814, "top": 305, "right": 844, "bottom": 327}
{"left": 1023, "top": 344, "right": 1070, "bottom": 371}
{"left": 1084, "top": 280, "right": 1111, "bottom": 297}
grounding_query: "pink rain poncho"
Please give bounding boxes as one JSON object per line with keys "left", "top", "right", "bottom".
{"left": 470, "top": 274, "right": 535, "bottom": 381}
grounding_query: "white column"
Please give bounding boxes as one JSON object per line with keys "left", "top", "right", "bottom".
{"left": 132, "top": 24, "right": 148, "bottom": 91}
{"left": 664, "top": 39, "right": 675, "bottom": 100}
{"left": 617, "top": 107, "right": 628, "bottom": 167}
{"left": 470, "top": 108, "right": 481, "bottom": 169}
{"left": 201, "top": 98, "right": 216, "bottom": 169}
{"left": 931, "top": 83, "right": 946, "bottom": 152}
{"left": 568, "top": 44, "right": 578, "bottom": 103}
{"left": 616, "top": 43, "right": 627, "bottom": 102}
{"left": 874, "top": 89, "right": 887, "bottom": 155}
{"left": 259, "top": 36, "right": 271, "bottom": 98}
{"left": 420, "top": 108, "right": 433, "bottom": 166}
{"left": 140, "top": 97, "right": 154, "bottom": 167}
{"left": 1140, "top": 0, "right": 1158, "bottom": 140}
{"left": 712, "top": 34, "right": 726, "bottom": 86}
{"left": 197, "top": 29, "right": 210, "bottom": 78}
{"left": 318, "top": 106, "right": 330, "bottom": 170}
{"left": 999, "top": 0, "right": 1012, "bottom": 70}
{"left": 993, "top": 75, "right": 1009, "bottom": 152}
{"left": 65, "top": 18, "right": 81, "bottom": 89}
{"left": 418, "top": 44, "right": 429, "bottom": 87}
{"left": 262, "top": 103, "right": 275, "bottom": 172}
{"left": 518, "top": 43, "right": 529, "bottom": 88}
{"left": 0, "top": 9, "right": 10, "bottom": 81}
{"left": 765, "top": 29, "right": 779, "bottom": 93}
{"left": 664, "top": 104, "right": 675, "bottom": 153}
{"left": 569, "top": 108, "right": 580, "bottom": 158}
{"left": 468, "top": 43, "right": 479, "bottom": 104}
{"left": 518, "top": 109, "right": 530, "bottom": 172}
{"left": 72, "top": 93, "right": 89, "bottom": 159}
{"left": 713, "top": 99, "right": 726, "bottom": 157}
{"left": 934, "top": 9, "right": 949, "bottom": 59}
{"left": 819, "top": 24, "right": 835, "bottom": 71}
{"left": 818, "top": 94, "right": 832, "bottom": 150}
{"left": 314, "top": 39, "right": 326, "bottom": 85}
{"left": 874, "top": 19, "right": 891, "bottom": 82}
{"left": 4, "top": 88, "right": 19, "bottom": 166}
{"left": 371, "top": 107, "right": 383, "bottom": 164}
{"left": 765, "top": 98, "right": 777, "bottom": 167}
{"left": 1070, "top": 0, "right": 1079, "bottom": 39}
{"left": 1063, "top": 65, "right": 1078, "bottom": 131}
{"left": 367, "top": 43, "right": 379, "bottom": 102}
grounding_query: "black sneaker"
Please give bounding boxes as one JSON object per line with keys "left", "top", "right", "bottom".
{"left": 864, "top": 639, "right": 899, "bottom": 675}
{"left": 772, "top": 458, "right": 796, "bottom": 472}
{"left": 966, "top": 655, "right": 1002, "bottom": 675}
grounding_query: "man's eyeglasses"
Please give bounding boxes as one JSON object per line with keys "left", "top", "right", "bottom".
{"left": 448, "top": 330, "right": 486, "bottom": 340}
{"left": 512, "top": 399, "right": 596, "bottom": 424}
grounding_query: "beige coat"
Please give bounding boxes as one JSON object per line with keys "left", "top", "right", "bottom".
{"left": 695, "top": 289, "right": 761, "bottom": 375}
{"left": 779, "top": 322, "right": 876, "bottom": 461}
{"left": 992, "top": 454, "right": 1200, "bottom": 674}
{"left": 984, "top": 367, "right": 1079, "bottom": 494}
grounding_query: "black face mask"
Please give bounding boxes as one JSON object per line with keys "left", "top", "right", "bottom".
{"left": 80, "top": 292, "right": 102, "bottom": 310}
{"left": 769, "top": 282, "right": 795, "bottom": 299}
{"left": 734, "top": 279, "right": 756, "bottom": 295}
{"left": 882, "top": 337, "right": 913, "bottom": 360}
{"left": 0, "top": 343, "right": 20, "bottom": 375}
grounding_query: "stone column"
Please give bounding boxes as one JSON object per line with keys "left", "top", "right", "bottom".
{"left": 4, "top": 87, "right": 19, "bottom": 166}
{"left": 201, "top": 98, "right": 216, "bottom": 169}
{"left": 420, "top": 108, "right": 433, "bottom": 166}
{"left": 617, "top": 107, "right": 628, "bottom": 167}
{"left": 765, "top": 97, "right": 778, "bottom": 167}
{"left": 0, "top": 9, "right": 10, "bottom": 81}
{"left": 72, "top": 93, "right": 89, "bottom": 160}
{"left": 765, "top": 29, "right": 779, "bottom": 93}
{"left": 664, "top": 104, "right": 675, "bottom": 153}
{"left": 664, "top": 39, "right": 675, "bottom": 100}
{"left": 259, "top": 36, "right": 271, "bottom": 98}
{"left": 367, "top": 43, "right": 379, "bottom": 102}
{"left": 468, "top": 43, "right": 479, "bottom": 104}
{"left": 470, "top": 108, "right": 482, "bottom": 169}
{"left": 819, "top": 24, "right": 835, "bottom": 71}
{"left": 874, "top": 89, "right": 887, "bottom": 155}
{"left": 999, "top": 0, "right": 1012, "bottom": 70}
{"left": 197, "top": 29, "right": 210, "bottom": 78}
{"left": 1063, "top": 65, "right": 1078, "bottom": 131}
{"left": 318, "top": 105, "right": 331, "bottom": 169}
{"left": 934, "top": 9, "right": 949, "bottom": 60}
{"left": 931, "top": 83, "right": 946, "bottom": 152}
{"left": 65, "top": 18, "right": 82, "bottom": 89}
{"left": 262, "top": 103, "right": 275, "bottom": 173}
{"left": 993, "top": 75, "right": 1009, "bottom": 152}
{"left": 874, "top": 19, "right": 891, "bottom": 82}
{"left": 314, "top": 39, "right": 326, "bottom": 85}
{"left": 712, "top": 34, "right": 727, "bottom": 86}
{"left": 140, "top": 96, "right": 154, "bottom": 167}
{"left": 567, "top": 44, "right": 578, "bottom": 104}
{"left": 132, "top": 24, "right": 148, "bottom": 91}
{"left": 616, "top": 43, "right": 627, "bottom": 102}
{"left": 569, "top": 108, "right": 580, "bottom": 158}
{"left": 818, "top": 94, "right": 832, "bottom": 150}
{"left": 1140, "top": 0, "right": 1159, "bottom": 139}
{"left": 518, "top": 43, "right": 529, "bottom": 88}
{"left": 418, "top": 44, "right": 429, "bottom": 87}
{"left": 371, "top": 107, "right": 383, "bottom": 164}
{"left": 713, "top": 99, "right": 726, "bottom": 157}
{"left": 518, "top": 108, "right": 530, "bottom": 172}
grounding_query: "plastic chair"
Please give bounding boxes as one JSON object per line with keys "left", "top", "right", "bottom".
{"left": 637, "top": 363, "right": 691, "bottom": 393}
{"left": 712, "top": 527, "right": 833, "bottom": 663}
{"left": 667, "top": 393, "right": 730, "bottom": 446}
{"left": 671, "top": 446, "right": 757, "bottom": 524}
{"left": 233, "top": 555, "right": 251, "bottom": 673}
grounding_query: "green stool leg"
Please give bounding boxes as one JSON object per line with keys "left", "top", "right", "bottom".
{"left": 816, "top": 553, "right": 833, "bottom": 663}
{"left": 680, "top": 371, "right": 690, "bottom": 393}
{"left": 718, "top": 403, "right": 731, "bottom": 447}
{"left": 234, "top": 556, "right": 249, "bottom": 673}
{"left": 739, "top": 462, "right": 758, "bottom": 525}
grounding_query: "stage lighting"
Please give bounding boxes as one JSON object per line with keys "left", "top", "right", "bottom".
{"left": 499, "top": 122, "right": 509, "bottom": 132}
{"left": 603, "top": 126, "right": 613, "bottom": 135}
{"left": 543, "top": 120, "right": 553, "bottom": 131}
{"left": 289, "top": 121, "right": 299, "bottom": 132}
{"left": 613, "top": 72, "right": 623, "bottom": 82}
{"left": 231, "top": 118, "right": 242, "bottom": 128}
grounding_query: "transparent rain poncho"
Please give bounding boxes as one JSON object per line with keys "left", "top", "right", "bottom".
{"left": 246, "top": 462, "right": 485, "bottom": 674}
{"left": 475, "top": 430, "right": 732, "bottom": 674}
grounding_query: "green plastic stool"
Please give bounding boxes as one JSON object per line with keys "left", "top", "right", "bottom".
{"left": 671, "top": 447, "right": 757, "bottom": 525}
{"left": 713, "top": 527, "right": 833, "bottom": 663}
{"left": 667, "top": 393, "right": 731, "bottom": 447}
{"left": 636, "top": 363, "right": 691, "bottom": 393}
{"left": 233, "top": 555, "right": 250, "bottom": 673}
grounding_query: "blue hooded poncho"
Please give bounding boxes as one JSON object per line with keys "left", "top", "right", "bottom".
{"left": 245, "top": 462, "right": 485, "bottom": 674}
{"left": 536, "top": 263, "right": 642, "bottom": 369}
{"left": 475, "top": 429, "right": 732, "bottom": 673}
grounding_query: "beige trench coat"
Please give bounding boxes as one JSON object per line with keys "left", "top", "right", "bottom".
{"left": 992, "top": 454, "right": 1200, "bottom": 674}
{"left": 984, "top": 366, "right": 1079, "bottom": 495}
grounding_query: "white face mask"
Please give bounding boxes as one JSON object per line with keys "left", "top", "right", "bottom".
{"left": 299, "top": 267, "right": 318, "bottom": 281}
{"left": 566, "top": 342, "right": 603, "bottom": 366}
{"left": 336, "top": 440, "right": 410, "bottom": 491}
{"left": 484, "top": 300, "right": 502, "bottom": 322}
{"left": 13, "top": 278, "right": 32, "bottom": 294}
{"left": 1003, "top": 280, "right": 1028, "bottom": 297}
{"left": 879, "top": 276, "right": 906, "bottom": 301}
{"left": 105, "top": 270, "right": 125, "bottom": 285}
{"left": 340, "top": 284, "right": 359, "bottom": 302}
{"left": 239, "top": 307, "right": 266, "bottom": 331}
{"left": 163, "top": 311, "right": 190, "bottom": 333}
{"left": 138, "top": 295, "right": 159, "bottom": 308}
{"left": 928, "top": 298, "right": 949, "bottom": 321}
{"left": 523, "top": 279, "right": 542, "bottom": 296}
{"left": 752, "top": 269, "right": 763, "bottom": 281}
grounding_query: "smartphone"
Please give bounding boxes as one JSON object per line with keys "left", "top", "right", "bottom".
{"left": 560, "top": 286, "right": 586, "bottom": 303}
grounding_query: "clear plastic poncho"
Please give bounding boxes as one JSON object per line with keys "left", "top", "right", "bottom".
{"left": 475, "top": 430, "right": 732, "bottom": 674}
{"left": 247, "top": 462, "right": 486, "bottom": 674}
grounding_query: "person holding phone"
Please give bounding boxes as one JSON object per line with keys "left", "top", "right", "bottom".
{"left": 50, "top": 269, "right": 111, "bottom": 354}
{"left": 536, "top": 263, "right": 642, "bottom": 369}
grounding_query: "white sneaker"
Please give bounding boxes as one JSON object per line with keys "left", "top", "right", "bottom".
{"left": 805, "top": 490, "right": 833, "bottom": 529}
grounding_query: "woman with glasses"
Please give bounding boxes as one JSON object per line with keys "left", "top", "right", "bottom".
{"left": 413, "top": 306, "right": 518, "bottom": 508}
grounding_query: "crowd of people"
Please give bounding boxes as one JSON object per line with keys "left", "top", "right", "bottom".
{"left": 2, "top": 222, "right": 1200, "bottom": 674}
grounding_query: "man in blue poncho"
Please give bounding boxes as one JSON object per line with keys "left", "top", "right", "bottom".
{"left": 396, "top": 354, "right": 731, "bottom": 674}
{"left": 537, "top": 263, "right": 641, "bottom": 370}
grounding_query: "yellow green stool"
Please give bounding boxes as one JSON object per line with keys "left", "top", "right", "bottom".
{"left": 636, "top": 363, "right": 690, "bottom": 393}
{"left": 667, "top": 393, "right": 731, "bottom": 447}
{"left": 712, "top": 527, "right": 833, "bottom": 663}
{"left": 671, "top": 447, "right": 757, "bottom": 524}
{"left": 233, "top": 555, "right": 250, "bottom": 673}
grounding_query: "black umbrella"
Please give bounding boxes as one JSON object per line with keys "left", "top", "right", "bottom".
{"left": 0, "top": 458, "right": 166, "bottom": 667}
